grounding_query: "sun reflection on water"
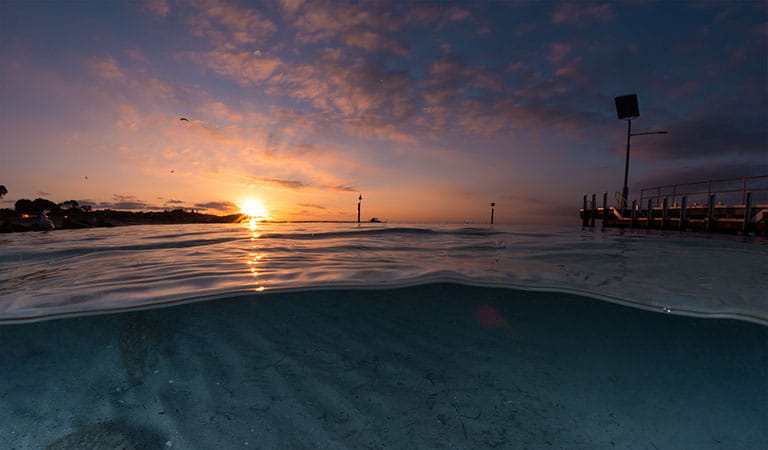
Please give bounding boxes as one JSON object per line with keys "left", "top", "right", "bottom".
{"left": 243, "top": 219, "right": 266, "bottom": 292}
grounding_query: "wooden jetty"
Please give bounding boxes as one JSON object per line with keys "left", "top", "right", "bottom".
{"left": 580, "top": 175, "right": 768, "bottom": 236}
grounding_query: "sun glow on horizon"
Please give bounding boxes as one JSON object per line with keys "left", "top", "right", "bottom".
{"left": 240, "top": 198, "right": 269, "bottom": 219}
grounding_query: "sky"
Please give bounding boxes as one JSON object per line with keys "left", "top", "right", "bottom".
{"left": 0, "top": 0, "right": 765, "bottom": 224}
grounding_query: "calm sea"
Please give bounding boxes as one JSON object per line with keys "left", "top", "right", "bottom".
{"left": 2, "top": 222, "right": 766, "bottom": 448}
{"left": 0, "top": 222, "right": 765, "bottom": 324}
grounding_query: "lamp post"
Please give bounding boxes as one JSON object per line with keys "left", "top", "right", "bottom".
{"left": 615, "top": 94, "right": 667, "bottom": 211}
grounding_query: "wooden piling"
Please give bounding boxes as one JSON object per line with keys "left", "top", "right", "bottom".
{"left": 743, "top": 192, "right": 752, "bottom": 234}
{"left": 582, "top": 195, "right": 589, "bottom": 227}
{"left": 646, "top": 199, "right": 653, "bottom": 228}
{"left": 706, "top": 193, "right": 716, "bottom": 233}
{"left": 679, "top": 196, "right": 687, "bottom": 231}
{"left": 602, "top": 192, "right": 608, "bottom": 228}
{"left": 590, "top": 193, "right": 596, "bottom": 227}
{"left": 661, "top": 197, "right": 669, "bottom": 229}
{"left": 630, "top": 200, "right": 637, "bottom": 228}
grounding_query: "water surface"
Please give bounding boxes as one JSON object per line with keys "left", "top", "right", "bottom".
{"left": 0, "top": 222, "right": 765, "bottom": 324}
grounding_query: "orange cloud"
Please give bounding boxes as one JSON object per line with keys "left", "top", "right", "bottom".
{"left": 342, "top": 30, "right": 408, "bottom": 56}
{"left": 291, "top": 1, "right": 409, "bottom": 55}
{"left": 206, "top": 101, "right": 244, "bottom": 122}
{"left": 184, "top": 49, "right": 282, "bottom": 85}
{"left": 188, "top": 0, "right": 277, "bottom": 46}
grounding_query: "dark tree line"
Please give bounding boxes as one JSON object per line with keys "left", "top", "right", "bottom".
{"left": 1, "top": 190, "right": 240, "bottom": 233}
{"left": 13, "top": 198, "right": 88, "bottom": 215}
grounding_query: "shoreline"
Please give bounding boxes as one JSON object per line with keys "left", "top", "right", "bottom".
{"left": 0, "top": 210, "right": 360, "bottom": 233}
{"left": 0, "top": 210, "right": 238, "bottom": 233}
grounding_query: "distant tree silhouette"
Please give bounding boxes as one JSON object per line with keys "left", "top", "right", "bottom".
{"left": 0, "top": 185, "right": 7, "bottom": 199}
{"left": 58, "top": 200, "right": 81, "bottom": 211}
{"left": 31, "top": 198, "right": 59, "bottom": 213}
{"left": 15, "top": 199, "right": 34, "bottom": 214}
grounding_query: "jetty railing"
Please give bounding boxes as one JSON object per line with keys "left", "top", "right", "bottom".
{"left": 639, "top": 175, "right": 768, "bottom": 208}
{"left": 580, "top": 175, "right": 768, "bottom": 235}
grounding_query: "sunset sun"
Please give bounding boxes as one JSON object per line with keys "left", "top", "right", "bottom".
{"left": 240, "top": 199, "right": 268, "bottom": 219}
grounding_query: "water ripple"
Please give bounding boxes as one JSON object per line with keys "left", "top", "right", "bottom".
{"left": 0, "top": 223, "right": 765, "bottom": 325}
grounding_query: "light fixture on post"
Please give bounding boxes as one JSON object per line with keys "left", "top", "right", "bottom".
{"left": 615, "top": 94, "right": 668, "bottom": 211}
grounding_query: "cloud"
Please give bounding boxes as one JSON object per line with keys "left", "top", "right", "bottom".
{"left": 262, "top": 56, "right": 420, "bottom": 139}
{"left": 634, "top": 116, "right": 767, "bottom": 161}
{"left": 424, "top": 57, "right": 505, "bottom": 93}
{"left": 280, "top": 0, "right": 303, "bottom": 13}
{"left": 85, "top": 56, "right": 124, "bottom": 79}
{"left": 298, "top": 203, "right": 326, "bottom": 209}
{"left": 85, "top": 196, "right": 236, "bottom": 212}
{"left": 96, "top": 194, "right": 154, "bottom": 210}
{"left": 177, "top": 4, "right": 551, "bottom": 147}
{"left": 194, "top": 201, "right": 238, "bottom": 211}
{"left": 286, "top": 2, "right": 472, "bottom": 56}
{"left": 184, "top": 49, "right": 282, "bottom": 86}
{"left": 248, "top": 175, "right": 357, "bottom": 193}
{"left": 248, "top": 174, "right": 359, "bottom": 192}
{"left": 553, "top": 58, "right": 585, "bottom": 80}
{"left": 187, "top": 0, "right": 277, "bottom": 46}
{"left": 143, "top": 0, "right": 170, "bottom": 18}
{"left": 146, "top": 78, "right": 176, "bottom": 99}
{"left": 551, "top": 2, "right": 615, "bottom": 24}
{"left": 114, "top": 104, "right": 141, "bottom": 130}
{"left": 331, "top": 184, "right": 357, "bottom": 193}
{"left": 86, "top": 198, "right": 237, "bottom": 212}
{"left": 292, "top": 1, "right": 402, "bottom": 49}
{"left": 125, "top": 48, "right": 151, "bottom": 68}
{"left": 206, "top": 101, "right": 243, "bottom": 122}
{"left": 403, "top": 4, "right": 473, "bottom": 29}
{"left": 170, "top": 118, "right": 240, "bottom": 145}
{"left": 548, "top": 43, "right": 571, "bottom": 63}
{"left": 435, "top": 90, "right": 603, "bottom": 140}
{"left": 342, "top": 30, "right": 408, "bottom": 56}
{"left": 667, "top": 80, "right": 701, "bottom": 99}
{"left": 636, "top": 162, "right": 768, "bottom": 189}
{"left": 251, "top": 177, "right": 307, "bottom": 189}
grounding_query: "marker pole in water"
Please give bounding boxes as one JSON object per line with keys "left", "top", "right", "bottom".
{"left": 490, "top": 202, "right": 495, "bottom": 224}
{"left": 357, "top": 194, "right": 362, "bottom": 223}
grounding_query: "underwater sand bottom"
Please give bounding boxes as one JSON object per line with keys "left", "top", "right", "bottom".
{"left": 1, "top": 284, "right": 765, "bottom": 449}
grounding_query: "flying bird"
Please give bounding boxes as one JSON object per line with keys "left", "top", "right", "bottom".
{"left": 179, "top": 117, "right": 189, "bottom": 122}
